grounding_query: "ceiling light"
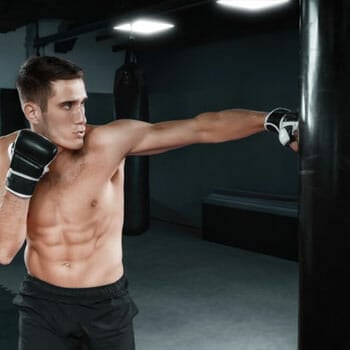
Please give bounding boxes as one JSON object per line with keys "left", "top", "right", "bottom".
{"left": 114, "top": 19, "right": 174, "bottom": 35}
{"left": 216, "top": 0, "right": 291, "bottom": 11}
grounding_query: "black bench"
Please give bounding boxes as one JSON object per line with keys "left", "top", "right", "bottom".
{"left": 202, "top": 189, "right": 299, "bottom": 260}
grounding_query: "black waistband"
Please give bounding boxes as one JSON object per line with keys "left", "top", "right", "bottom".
{"left": 18, "top": 273, "right": 128, "bottom": 304}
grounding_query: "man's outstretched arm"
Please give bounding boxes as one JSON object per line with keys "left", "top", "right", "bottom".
{"left": 123, "top": 109, "right": 265, "bottom": 156}
{"left": 96, "top": 107, "right": 298, "bottom": 161}
{"left": 126, "top": 108, "right": 297, "bottom": 155}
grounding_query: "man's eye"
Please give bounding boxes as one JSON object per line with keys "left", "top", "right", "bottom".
{"left": 63, "top": 103, "right": 72, "bottom": 110}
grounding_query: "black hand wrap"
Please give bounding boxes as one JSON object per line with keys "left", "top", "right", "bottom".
{"left": 264, "top": 107, "right": 299, "bottom": 146}
{"left": 6, "top": 130, "right": 58, "bottom": 198}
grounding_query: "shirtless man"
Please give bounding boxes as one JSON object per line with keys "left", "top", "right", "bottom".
{"left": 0, "top": 56, "right": 298, "bottom": 350}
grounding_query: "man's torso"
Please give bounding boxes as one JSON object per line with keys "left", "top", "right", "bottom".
{"left": 0, "top": 126, "right": 126, "bottom": 287}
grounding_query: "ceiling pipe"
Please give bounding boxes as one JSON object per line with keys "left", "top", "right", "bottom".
{"left": 33, "top": 0, "right": 211, "bottom": 49}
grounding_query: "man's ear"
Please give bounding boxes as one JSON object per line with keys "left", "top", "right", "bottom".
{"left": 23, "top": 102, "right": 41, "bottom": 125}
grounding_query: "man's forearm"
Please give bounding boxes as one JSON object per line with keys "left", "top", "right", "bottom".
{"left": 195, "top": 109, "right": 266, "bottom": 144}
{"left": 0, "top": 191, "right": 29, "bottom": 265}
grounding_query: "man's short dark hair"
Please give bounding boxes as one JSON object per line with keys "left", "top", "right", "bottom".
{"left": 16, "top": 56, "right": 84, "bottom": 111}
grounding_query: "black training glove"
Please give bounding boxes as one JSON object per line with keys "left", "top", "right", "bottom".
{"left": 264, "top": 108, "right": 299, "bottom": 146}
{"left": 6, "top": 130, "right": 58, "bottom": 198}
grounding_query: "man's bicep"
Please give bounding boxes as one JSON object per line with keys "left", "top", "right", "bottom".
{"left": 128, "top": 118, "right": 201, "bottom": 156}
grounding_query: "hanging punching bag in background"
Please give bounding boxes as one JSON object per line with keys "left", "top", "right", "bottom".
{"left": 113, "top": 48, "right": 150, "bottom": 235}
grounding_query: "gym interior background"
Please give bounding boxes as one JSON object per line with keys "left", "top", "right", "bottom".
{"left": 0, "top": 1, "right": 300, "bottom": 349}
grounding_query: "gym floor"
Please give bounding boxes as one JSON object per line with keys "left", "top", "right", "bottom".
{"left": 0, "top": 219, "right": 298, "bottom": 350}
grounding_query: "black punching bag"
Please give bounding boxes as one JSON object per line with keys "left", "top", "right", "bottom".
{"left": 299, "top": 0, "right": 350, "bottom": 348}
{"left": 113, "top": 49, "right": 150, "bottom": 235}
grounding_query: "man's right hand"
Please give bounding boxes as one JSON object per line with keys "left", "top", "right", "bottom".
{"left": 5, "top": 130, "right": 57, "bottom": 198}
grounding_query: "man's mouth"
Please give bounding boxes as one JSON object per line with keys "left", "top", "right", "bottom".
{"left": 74, "top": 129, "right": 85, "bottom": 137}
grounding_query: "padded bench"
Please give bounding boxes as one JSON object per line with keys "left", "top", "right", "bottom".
{"left": 202, "top": 189, "right": 299, "bottom": 260}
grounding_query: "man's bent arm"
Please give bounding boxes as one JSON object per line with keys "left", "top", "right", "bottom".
{"left": 0, "top": 191, "right": 28, "bottom": 265}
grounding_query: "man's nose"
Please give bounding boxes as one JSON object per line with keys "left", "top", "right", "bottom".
{"left": 74, "top": 106, "right": 87, "bottom": 124}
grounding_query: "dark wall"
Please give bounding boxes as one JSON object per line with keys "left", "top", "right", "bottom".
{"left": 0, "top": 89, "right": 28, "bottom": 136}
{"left": 138, "top": 28, "right": 300, "bottom": 227}
{"left": 85, "top": 93, "right": 115, "bottom": 125}
{"left": 0, "top": 90, "right": 114, "bottom": 135}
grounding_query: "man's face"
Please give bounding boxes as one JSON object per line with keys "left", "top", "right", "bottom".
{"left": 39, "top": 78, "right": 88, "bottom": 151}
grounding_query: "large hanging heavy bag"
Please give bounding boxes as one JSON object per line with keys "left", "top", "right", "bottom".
{"left": 113, "top": 49, "right": 150, "bottom": 235}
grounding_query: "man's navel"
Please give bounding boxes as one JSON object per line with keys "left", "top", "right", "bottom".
{"left": 62, "top": 262, "right": 72, "bottom": 268}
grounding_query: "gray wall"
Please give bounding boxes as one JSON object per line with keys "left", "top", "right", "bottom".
{"left": 0, "top": 21, "right": 124, "bottom": 92}
{"left": 0, "top": 27, "right": 27, "bottom": 89}
{"left": 139, "top": 28, "right": 300, "bottom": 227}
{"left": 0, "top": 23, "right": 300, "bottom": 229}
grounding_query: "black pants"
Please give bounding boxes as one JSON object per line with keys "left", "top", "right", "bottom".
{"left": 12, "top": 274, "right": 138, "bottom": 350}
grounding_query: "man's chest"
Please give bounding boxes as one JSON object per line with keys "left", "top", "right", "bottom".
{"left": 27, "top": 163, "right": 124, "bottom": 228}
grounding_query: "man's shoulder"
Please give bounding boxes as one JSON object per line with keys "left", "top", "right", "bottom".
{"left": 89, "top": 119, "right": 143, "bottom": 131}
{"left": 0, "top": 130, "right": 18, "bottom": 155}
{"left": 86, "top": 120, "right": 144, "bottom": 143}
{"left": 84, "top": 120, "right": 146, "bottom": 158}
{"left": 83, "top": 122, "right": 125, "bottom": 150}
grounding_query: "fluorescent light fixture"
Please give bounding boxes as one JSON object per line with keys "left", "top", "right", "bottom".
{"left": 114, "top": 19, "right": 174, "bottom": 35}
{"left": 216, "top": 0, "right": 291, "bottom": 11}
